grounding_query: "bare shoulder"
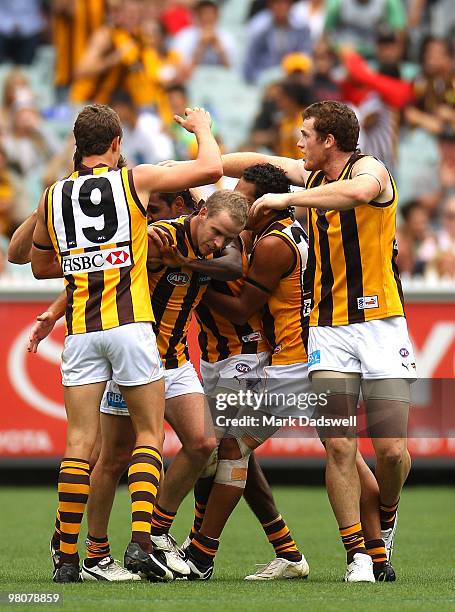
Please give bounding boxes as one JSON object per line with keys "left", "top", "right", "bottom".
{"left": 351, "top": 155, "right": 393, "bottom": 202}
{"left": 253, "top": 233, "right": 294, "bottom": 265}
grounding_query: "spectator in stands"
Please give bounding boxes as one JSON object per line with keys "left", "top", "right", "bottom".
{"left": 430, "top": 193, "right": 455, "bottom": 278}
{"left": 69, "top": 0, "right": 154, "bottom": 108}
{"left": 0, "top": 0, "right": 45, "bottom": 65}
{"left": 0, "top": 69, "right": 35, "bottom": 134}
{"left": 111, "top": 92, "right": 174, "bottom": 165}
{"left": 311, "top": 37, "right": 344, "bottom": 101}
{"left": 404, "top": 37, "right": 455, "bottom": 138}
{"left": 288, "top": 0, "right": 326, "bottom": 43}
{"left": 165, "top": 83, "right": 222, "bottom": 159}
{"left": 274, "top": 80, "right": 314, "bottom": 157}
{"left": 0, "top": 145, "right": 15, "bottom": 238}
{"left": 373, "top": 26, "right": 418, "bottom": 81}
{"left": 171, "top": 0, "right": 236, "bottom": 71}
{"left": 42, "top": 134, "right": 75, "bottom": 187}
{"left": 324, "top": 0, "right": 406, "bottom": 58}
{"left": 243, "top": 0, "right": 312, "bottom": 84}
{"left": 248, "top": 0, "right": 325, "bottom": 45}
{"left": 245, "top": 81, "right": 282, "bottom": 150}
{"left": 51, "top": 0, "right": 106, "bottom": 101}
{"left": 141, "top": 19, "right": 189, "bottom": 124}
{"left": 396, "top": 200, "right": 438, "bottom": 277}
{"left": 2, "top": 100, "right": 60, "bottom": 177}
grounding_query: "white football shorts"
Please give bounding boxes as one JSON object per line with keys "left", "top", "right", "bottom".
{"left": 307, "top": 316, "right": 417, "bottom": 379}
{"left": 100, "top": 360, "right": 203, "bottom": 415}
{"left": 61, "top": 322, "right": 163, "bottom": 387}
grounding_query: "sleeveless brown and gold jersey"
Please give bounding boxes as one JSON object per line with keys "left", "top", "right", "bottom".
{"left": 195, "top": 237, "right": 269, "bottom": 363}
{"left": 306, "top": 153, "right": 404, "bottom": 327}
{"left": 252, "top": 215, "right": 310, "bottom": 366}
{"left": 47, "top": 165, "right": 152, "bottom": 335}
{"left": 53, "top": 0, "right": 106, "bottom": 89}
{"left": 149, "top": 215, "right": 213, "bottom": 370}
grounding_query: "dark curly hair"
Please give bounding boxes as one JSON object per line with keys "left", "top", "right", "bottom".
{"left": 242, "top": 163, "right": 291, "bottom": 199}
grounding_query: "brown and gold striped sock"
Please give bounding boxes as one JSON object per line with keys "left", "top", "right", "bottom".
{"left": 150, "top": 504, "right": 176, "bottom": 537}
{"left": 51, "top": 510, "right": 61, "bottom": 550}
{"left": 365, "top": 538, "right": 388, "bottom": 567}
{"left": 339, "top": 522, "right": 368, "bottom": 563}
{"left": 128, "top": 446, "right": 162, "bottom": 553}
{"left": 380, "top": 499, "right": 399, "bottom": 531}
{"left": 261, "top": 515, "right": 302, "bottom": 562}
{"left": 84, "top": 534, "right": 111, "bottom": 568}
{"left": 58, "top": 458, "right": 90, "bottom": 565}
{"left": 190, "top": 501, "right": 206, "bottom": 539}
{"left": 187, "top": 531, "right": 219, "bottom": 566}
{"left": 189, "top": 475, "right": 214, "bottom": 540}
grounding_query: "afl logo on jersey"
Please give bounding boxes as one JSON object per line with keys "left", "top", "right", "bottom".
{"left": 167, "top": 272, "right": 190, "bottom": 286}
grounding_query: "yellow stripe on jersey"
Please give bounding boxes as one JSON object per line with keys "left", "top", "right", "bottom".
{"left": 253, "top": 216, "right": 308, "bottom": 366}
{"left": 195, "top": 237, "right": 269, "bottom": 363}
{"left": 148, "top": 215, "right": 211, "bottom": 369}
{"left": 306, "top": 154, "right": 404, "bottom": 327}
{"left": 47, "top": 165, "right": 152, "bottom": 335}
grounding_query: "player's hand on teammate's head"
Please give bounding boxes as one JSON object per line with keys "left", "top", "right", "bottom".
{"left": 27, "top": 311, "right": 57, "bottom": 354}
{"left": 174, "top": 107, "right": 212, "bottom": 134}
{"left": 250, "top": 193, "right": 291, "bottom": 219}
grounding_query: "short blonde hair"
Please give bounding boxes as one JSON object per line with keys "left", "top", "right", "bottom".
{"left": 205, "top": 189, "right": 249, "bottom": 227}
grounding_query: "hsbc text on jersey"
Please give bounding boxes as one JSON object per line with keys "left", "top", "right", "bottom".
{"left": 61, "top": 245, "right": 132, "bottom": 274}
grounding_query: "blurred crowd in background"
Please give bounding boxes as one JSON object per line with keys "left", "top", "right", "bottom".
{"left": 0, "top": 0, "right": 454, "bottom": 281}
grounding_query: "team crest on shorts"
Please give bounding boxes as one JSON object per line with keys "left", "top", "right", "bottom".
{"left": 167, "top": 272, "right": 190, "bottom": 286}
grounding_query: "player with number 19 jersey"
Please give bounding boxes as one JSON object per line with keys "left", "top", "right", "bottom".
{"left": 46, "top": 164, "right": 153, "bottom": 335}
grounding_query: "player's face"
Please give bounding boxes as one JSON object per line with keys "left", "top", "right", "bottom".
{"left": 235, "top": 179, "right": 263, "bottom": 230}
{"left": 197, "top": 208, "right": 243, "bottom": 255}
{"left": 297, "top": 117, "right": 327, "bottom": 171}
{"left": 147, "top": 194, "right": 172, "bottom": 222}
{"left": 234, "top": 178, "right": 257, "bottom": 206}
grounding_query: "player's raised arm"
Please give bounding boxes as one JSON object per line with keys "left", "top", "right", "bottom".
{"left": 251, "top": 156, "right": 390, "bottom": 217}
{"left": 133, "top": 108, "right": 223, "bottom": 195}
{"left": 222, "top": 152, "right": 309, "bottom": 186}
{"left": 8, "top": 210, "right": 37, "bottom": 264}
{"left": 30, "top": 192, "right": 63, "bottom": 279}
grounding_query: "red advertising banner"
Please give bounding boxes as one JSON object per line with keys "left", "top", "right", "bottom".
{"left": 1, "top": 299, "right": 454, "bottom": 464}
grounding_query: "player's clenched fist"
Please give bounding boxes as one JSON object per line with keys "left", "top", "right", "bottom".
{"left": 174, "top": 107, "right": 212, "bottom": 134}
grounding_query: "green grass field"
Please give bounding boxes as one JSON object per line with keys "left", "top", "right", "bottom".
{"left": 1, "top": 485, "right": 454, "bottom": 611}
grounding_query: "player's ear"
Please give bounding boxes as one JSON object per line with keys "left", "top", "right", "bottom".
{"left": 198, "top": 206, "right": 208, "bottom": 219}
{"left": 111, "top": 136, "right": 121, "bottom": 152}
{"left": 173, "top": 196, "right": 185, "bottom": 212}
{"left": 325, "top": 133, "right": 335, "bottom": 149}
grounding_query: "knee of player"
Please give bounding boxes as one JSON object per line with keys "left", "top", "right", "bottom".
{"left": 98, "top": 448, "right": 131, "bottom": 478}
{"left": 214, "top": 437, "right": 251, "bottom": 490}
{"left": 185, "top": 435, "right": 217, "bottom": 459}
{"left": 325, "top": 437, "right": 357, "bottom": 462}
{"left": 375, "top": 441, "right": 407, "bottom": 466}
